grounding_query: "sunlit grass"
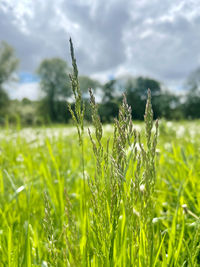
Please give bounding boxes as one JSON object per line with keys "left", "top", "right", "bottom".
{"left": 0, "top": 120, "right": 199, "bottom": 266}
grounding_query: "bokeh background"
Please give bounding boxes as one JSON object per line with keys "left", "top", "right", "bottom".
{"left": 0, "top": 0, "right": 200, "bottom": 125}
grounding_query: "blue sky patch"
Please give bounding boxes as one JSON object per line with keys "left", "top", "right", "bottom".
{"left": 19, "top": 72, "right": 40, "bottom": 84}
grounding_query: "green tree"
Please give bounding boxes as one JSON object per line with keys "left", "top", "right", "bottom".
{"left": 98, "top": 79, "right": 120, "bottom": 122}
{"left": 102, "top": 79, "right": 116, "bottom": 102}
{"left": 125, "top": 76, "right": 161, "bottom": 119}
{"left": 37, "top": 58, "right": 71, "bottom": 122}
{"left": 78, "top": 76, "right": 101, "bottom": 121}
{"left": 153, "top": 91, "right": 182, "bottom": 120}
{"left": 79, "top": 75, "right": 100, "bottom": 94}
{"left": 185, "top": 67, "right": 200, "bottom": 118}
{"left": 0, "top": 41, "right": 19, "bottom": 120}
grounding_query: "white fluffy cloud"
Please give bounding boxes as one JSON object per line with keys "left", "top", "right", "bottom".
{"left": 7, "top": 82, "right": 40, "bottom": 100}
{"left": 1, "top": 0, "right": 200, "bottom": 98}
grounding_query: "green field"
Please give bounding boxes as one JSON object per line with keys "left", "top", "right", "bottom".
{"left": 0, "top": 117, "right": 200, "bottom": 266}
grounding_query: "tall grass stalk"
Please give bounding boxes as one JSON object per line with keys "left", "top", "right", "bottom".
{"left": 68, "top": 38, "right": 89, "bottom": 265}
{"left": 68, "top": 39, "right": 159, "bottom": 266}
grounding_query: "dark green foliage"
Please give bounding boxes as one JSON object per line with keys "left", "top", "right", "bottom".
{"left": 0, "top": 41, "right": 19, "bottom": 122}
{"left": 153, "top": 92, "right": 183, "bottom": 120}
{"left": 184, "top": 67, "right": 200, "bottom": 119}
{"left": 125, "top": 76, "right": 161, "bottom": 120}
{"left": 38, "top": 99, "right": 71, "bottom": 124}
{"left": 0, "top": 89, "right": 9, "bottom": 122}
{"left": 102, "top": 79, "right": 117, "bottom": 102}
{"left": 37, "top": 58, "right": 71, "bottom": 122}
{"left": 0, "top": 41, "right": 19, "bottom": 85}
{"left": 79, "top": 75, "right": 101, "bottom": 94}
{"left": 98, "top": 100, "right": 119, "bottom": 123}
{"left": 98, "top": 79, "right": 120, "bottom": 122}
{"left": 185, "top": 96, "right": 200, "bottom": 119}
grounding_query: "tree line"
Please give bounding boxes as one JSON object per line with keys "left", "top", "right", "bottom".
{"left": 0, "top": 41, "right": 200, "bottom": 126}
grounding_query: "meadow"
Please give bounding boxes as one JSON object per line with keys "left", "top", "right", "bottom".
{"left": 0, "top": 42, "right": 200, "bottom": 266}
{"left": 0, "top": 116, "right": 200, "bottom": 266}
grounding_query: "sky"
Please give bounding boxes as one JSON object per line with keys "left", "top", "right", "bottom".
{"left": 0, "top": 0, "right": 200, "bottom": 100}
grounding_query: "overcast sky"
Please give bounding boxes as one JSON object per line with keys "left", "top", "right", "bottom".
{"left": 1, "top": 0, "right": 200, "bottom": 99}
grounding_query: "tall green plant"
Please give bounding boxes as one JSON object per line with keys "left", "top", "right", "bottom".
{"left": 68, "top": 39, "right": 159, "bottom": 266}
{"left": 67, "top": 38, "right": 89, "bottom": 265}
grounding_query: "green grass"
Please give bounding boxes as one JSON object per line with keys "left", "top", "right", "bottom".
{"left": 0, "top": 119, "right": 200, "bottom": 266}
{"left": 0, "top": 41, "right": 200, "bottom": 266}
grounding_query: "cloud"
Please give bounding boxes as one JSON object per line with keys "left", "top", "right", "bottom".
{"left": 60, "top": 0, "right": 131, "bottom": 72}
{"left": 8, "top": 82, "right": 40, "bottom": 100}
{"left": 1, "top": 0, "right": 200, "bottom": 99}
{"left": 0, "top": 0, "right": 70, "bottom": 72}
{"left": 122, "top": 0, "right": 200, "bottom": 87}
